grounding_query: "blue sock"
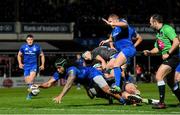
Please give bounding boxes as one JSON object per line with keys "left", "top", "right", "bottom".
{"left": 119, "top": 97, "right": 126, "bottom": 104}
{"left": 114, "top": 67, "right": 121, "bottom": 87}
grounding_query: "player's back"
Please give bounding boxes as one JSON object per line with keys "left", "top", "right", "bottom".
{"left": 92, "top": 46, "right": 117, "bottom": 61}
{"left": 76, "top": 66, "right": 103, "bottom": 80}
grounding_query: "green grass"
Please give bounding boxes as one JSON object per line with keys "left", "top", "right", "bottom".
{"left": 0, "top": 83, "right": 180, "bottom": 114}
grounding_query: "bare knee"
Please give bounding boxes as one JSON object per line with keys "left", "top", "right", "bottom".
{"left": 155, "top": 65, "right": 171, "bottom": 81}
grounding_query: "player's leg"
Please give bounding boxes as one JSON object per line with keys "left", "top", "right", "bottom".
{"left": 167, "top": 71, "right": 180, "bottom": 107}
{"left": 121, "top": 91, "right": 142, "bottom": 105}
{"left": 174, "top": 71, "right": 180, "bottom": 107}
{"left": 166, "top": 68, "right": 180, "bottom": 107}
{"left": 152, "top": 64, "right": 171, "bottom": 109}
{"left": 111, "top": 47, "right": 136, "bottom": 92}
{"left": 169, "top": 57, "right": 180, "bottom": 106}
{"left": 106, "top": 58, "right": 115, "bottom": 69}
{"left": 175, "top": 63, "right": 180, "bottom": 83}
{"left": 111, "top": 52, "right": 126, "bottom": 92}
{"left": 24, "top": 66, "right": 38, "bottom": 100}
{"left": 92, "top": 75, "right": 122, "bottom": 101}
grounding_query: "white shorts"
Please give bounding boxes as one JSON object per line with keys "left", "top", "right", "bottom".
{"left": 93, "top": 75, "right": 108, "bottom": 88}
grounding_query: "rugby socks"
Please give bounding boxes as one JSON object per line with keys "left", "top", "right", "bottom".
{"left": 119, "top": 97, "right": 126, "bottom": 104}
{"left": 27, "top": 83, "right": 33, "bottom": 96}
{"left": 157, "top": 80, "right": 165, "bottom": 103}
{"left": 114, "top": 67, "right": 121, "bottom": 87}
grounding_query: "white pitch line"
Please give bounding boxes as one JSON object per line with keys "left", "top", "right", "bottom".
{"left": 0, "top": 107, "right": 180, "bottom": 114}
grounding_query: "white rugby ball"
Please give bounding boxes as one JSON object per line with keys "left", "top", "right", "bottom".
{"left": 31, "top": 88, "right": 40, "bottom": 96}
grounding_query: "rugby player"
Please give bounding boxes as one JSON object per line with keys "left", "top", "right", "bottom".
{"left": 100, "top": 14, "right": 137, "bottom": 92}
{"left": 17, "top": 34, "right": 45, "bottom": 100}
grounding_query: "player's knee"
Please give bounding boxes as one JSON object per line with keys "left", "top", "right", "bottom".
{"left": 155, "top": 74, "right": 163, "bottom": 81}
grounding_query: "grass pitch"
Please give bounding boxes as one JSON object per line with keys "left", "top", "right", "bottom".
{"left": 0, "top": 83, "right": 180, "bottom": 114}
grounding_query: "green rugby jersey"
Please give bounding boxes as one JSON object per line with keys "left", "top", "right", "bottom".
{"left": 154, "top": 24, "right": 177, "bottom": 55}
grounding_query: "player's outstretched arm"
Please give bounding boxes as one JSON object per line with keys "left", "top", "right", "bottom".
{"left": 38, "top": 77, "right": 56, "bottom": 88}
{"left": 99, "top": 34, "right": 113, "bottom": 46}
{"left": 143, "top": 48, "right": 159, "bottom": 56}
{"left": 53, "top": 75, "right": 76, "bottom": 103}
{"left": 102, "top": 18, "right": 127, "bottom": 27}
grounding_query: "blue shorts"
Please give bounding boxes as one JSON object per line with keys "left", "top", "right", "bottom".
{"left": 113, "top": 46, "right": 136, "bottom": 64}
{"left": 176, "top": 63, "right": 180, "bottom": 73}
{"left": 24, "top": 65, "right": 38, "bottom": 77}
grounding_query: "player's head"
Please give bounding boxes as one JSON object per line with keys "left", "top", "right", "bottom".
{"left": 55, "top": 58, "right": 67, "bottom": 74}
{"left": 26, "top": 34, "right": 34, "bottom": 46}
{"left": 82, "top": 51, "right": 92, "bottom": 60}
{"left": 76, "top": 53, "right": 81, "bottom": 59}
{"left": 150, "top": 14, "right": 163, "bottom": 30}
{"left": 108, "top": 14, "right": 119, "bottom": 28}
{"left": 108, "top": 14, "right": 119, "bottom": 27}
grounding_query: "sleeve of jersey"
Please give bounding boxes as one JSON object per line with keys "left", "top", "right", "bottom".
{"left": 19, "top": 45, "right": 24, "bottom": 53}
{"left": 164, "top": 26, "right": 177, "bottom": 40}
{"left": 67, "top": 67, "right": 77, "bottom": 76}
{"left": 154, "top": 41, "right": 158, "bottom": 48}
{"left": 37, "top": 44, "right": 43, "bottom": 55}
{"left": 53, "top": 72, "right": 60, "bottom": 81}
{"left": 132, "top": 29, "right": 137, "bottom": 38}
{"left": 119, "top": 19, "right": 128, "bottom": 24}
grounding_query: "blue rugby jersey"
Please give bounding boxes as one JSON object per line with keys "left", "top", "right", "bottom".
{"left": 19, "top": 43, "right": 42, "bottom": 66}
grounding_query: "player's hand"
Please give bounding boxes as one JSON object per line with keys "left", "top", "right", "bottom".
{"left": 162, "top": 53, "right": 169, "bottom": 60}
{"left": 143, "top": 50, "right": 151, "bottom": 56}
{"left": 53, "top": 96, "right": 62, "bottom": 104}
{"left": 110, "top": 47, "right": 116, "bottom": 51}
{"left": 99, "top": 40, "right": 108, "bottom": 46}
{"left": 19, "top": 63, "right": 24, "bottom": 69}
{"left": 39, "top": 65, "right": 44, "bottom": 70}
{"left": 102, "top": 18, "right": 112, "bottom": 25}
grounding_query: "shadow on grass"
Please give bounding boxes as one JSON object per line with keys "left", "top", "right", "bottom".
{"left": 167, "top": 103, "right": 179, "bottom": 108}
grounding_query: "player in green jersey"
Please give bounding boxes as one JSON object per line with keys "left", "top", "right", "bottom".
{"left": 143, "top": 14, "right": 180, "bottom": 109}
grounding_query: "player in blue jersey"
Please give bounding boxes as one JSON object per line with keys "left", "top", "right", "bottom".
{"left": 37, "top": 55, "right": 85, "bottom": 89}
{"left": 36, "top": 58, "right": 66, "bottom": 89}
{"left": 100, "top": 14, "right": 137, "bottom": 92}
{"left": 52, "top": 65, "right": 119, "bottom": 103}
{"left": 52, "top": 60, "right": 144, "bottom": 105}
{"left": 17, "top": 34, "right": 45, "bottom": 100}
